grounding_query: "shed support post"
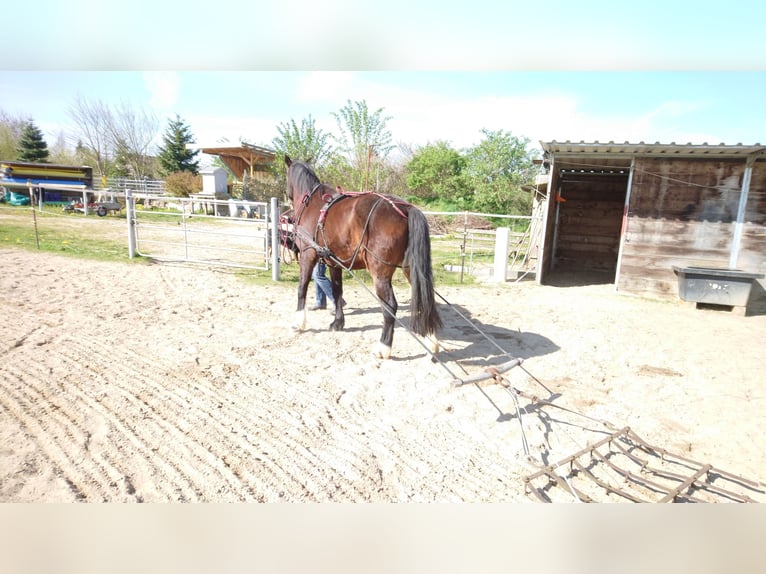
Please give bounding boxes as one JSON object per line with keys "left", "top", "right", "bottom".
{"left": 536, "top": 158, "right": 555, "bottom": 285}
{"left": 729, "top": 153, "right": 756, "bottom": 269}
{"left": 614, "top": 157, "right": 636, "bottom": 291}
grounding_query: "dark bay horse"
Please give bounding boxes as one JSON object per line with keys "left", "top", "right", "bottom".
{"left": 285, "top": 156, "right": 442, "bottom": 359}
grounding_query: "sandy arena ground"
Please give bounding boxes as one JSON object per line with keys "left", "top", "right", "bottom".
{"left": 1, "top": 246, "right": 765, "bottom": 502}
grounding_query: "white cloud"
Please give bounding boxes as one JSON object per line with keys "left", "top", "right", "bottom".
{"left": 294, "top": 71, "right": 356, "bottom": 104}
{"left": 184, "top": 73, "right": 741, "bottom": 164}
{"left": 143, "top": 72, "right": 180, "bottom": 109}
{"left": 383, "top": 93, "right": 722, "bottom": 151}
{"left": 186, "top": 114, "right": 282, "bottom": 149}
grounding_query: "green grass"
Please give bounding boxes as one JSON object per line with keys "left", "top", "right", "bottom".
{"left": 0, "top": 206, "right": 138, "bottom": 263}
{"left": 0, "top": 222, "right": 131, "bottom": 262}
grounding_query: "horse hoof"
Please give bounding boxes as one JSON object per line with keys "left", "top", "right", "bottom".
{"left": 293, "top": 310, "right": 306, "bottom": 331}
{"left": 371, "top": 342, "right": 392, "bottom": 359}
{"left": 426, "top": 335, "right": 440, "bottom": 354}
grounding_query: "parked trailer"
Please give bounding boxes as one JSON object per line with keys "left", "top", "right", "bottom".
{"left": 63, "top": 199, "right": 123, "bottom": 216}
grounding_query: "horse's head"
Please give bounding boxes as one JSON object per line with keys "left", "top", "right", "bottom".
{"left": 285, "top": 155, "right": 296, "bottom": 203}
{"left": 284, "top": 155, "right": 320, "bottom": 206}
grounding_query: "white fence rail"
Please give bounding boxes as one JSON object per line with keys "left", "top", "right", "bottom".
{"left": 125, "top": 193, "right": 277, "bottom": 271}
{"left": 95, "top": 177, "right": 165, "bottom": 195}
{"left": 120, "top": 197, "right": 540, "bottom": 282}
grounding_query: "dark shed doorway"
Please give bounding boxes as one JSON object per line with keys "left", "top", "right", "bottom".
{"left": 549, "top": 168, "right": 629, "bottom": 283}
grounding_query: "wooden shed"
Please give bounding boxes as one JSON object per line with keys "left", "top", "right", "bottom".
{"left": 199, "top": 143, "right": 275, "bottom": 181}
{"left": 536, "top": 141, "right": 766, "bottom": 304}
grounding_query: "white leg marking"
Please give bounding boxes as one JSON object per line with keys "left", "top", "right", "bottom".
{"left": 371, "top": 341, "right": 392, "bottom": 360}
{"left": 292, "top": 309, "right": 307, "bottom": 331}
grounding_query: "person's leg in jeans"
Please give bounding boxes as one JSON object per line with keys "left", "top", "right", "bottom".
{"left": 312, "top": 260, "right": 334, "bottom": 310}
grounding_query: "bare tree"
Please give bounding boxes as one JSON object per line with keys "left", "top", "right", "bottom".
{"left": 108, "top": 102, "right": 159, "bottom": 178}
{"left": 68, "top": 94, "right": 114, "bottom": 179}
{"left": 49, "top": 130, "right": 79, "bottom": 165}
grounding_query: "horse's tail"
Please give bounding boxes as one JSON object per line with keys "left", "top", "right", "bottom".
{"left": 405, "top": 208, "right": 443, "bottom": 336}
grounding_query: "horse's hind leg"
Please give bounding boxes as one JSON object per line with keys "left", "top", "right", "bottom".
{"left": 371, "top": 275, "right": 397, "bottom": 359}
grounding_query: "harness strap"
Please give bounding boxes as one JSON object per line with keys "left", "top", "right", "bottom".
{"left": 318, "top": 190, "right": 348, "bottom": 226}
{"left": 294, "top": 182, "right": 323, "bottom": 224}
{"left": 295, "top": 226, "right": 332, "bottom": 259}
{"left": 341, "top": 190, "right": 410, "bottom": 219}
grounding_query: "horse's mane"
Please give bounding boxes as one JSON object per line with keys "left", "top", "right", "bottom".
{"left": 288, "top": 160, "right": 321, "bottom": 200}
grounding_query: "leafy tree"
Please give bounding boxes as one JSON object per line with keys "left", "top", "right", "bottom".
{"left": 270, "top": 115, "right": 334, "bottom": 201}
{"left": 406, "top": 141, "right": 469, "bottom": 205}
{"left": 320, "top": 153, "right": 355, "bottom": 192}
{"left": 111, "top": 137, "right": 134, "bottom": 177}
{"left": 0, "top": 109, "right": 26, "bottom": 160}
{"left": 272, "top": 115, "right": 333, "bottom": 168}
{"left": 157, "top": 114, "right": 199, "bottom": 176}
{"left": 463, "top": 129, "right": 538, "bottom": 215}
{"left": 332, "top": 99, "right": 394, "bottom": 190}
{"left": 164, "top": 171, "right": 202, "bottom": 197}
{"left": 17, "top": 120, "right": 49, "bottom": 163}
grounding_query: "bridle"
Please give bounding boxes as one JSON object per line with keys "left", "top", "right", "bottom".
{"left": 292, "top": 181, "right": 323, "bottom": 226}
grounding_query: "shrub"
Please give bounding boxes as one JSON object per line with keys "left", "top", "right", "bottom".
{"left": 164, "top": 171, "right": 202, "bottom": 197}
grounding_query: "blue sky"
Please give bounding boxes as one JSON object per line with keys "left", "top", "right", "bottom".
{"left": 1, "top": 1, "right": 764, "bottom": 164}
{"left": 4, "top": 1, "right": 766, "bottom": 69}
{"left": 1, "top": 71, "right": 764, "bottom": 165}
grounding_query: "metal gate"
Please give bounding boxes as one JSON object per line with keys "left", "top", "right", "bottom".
{"left": 126, "top": 192, "right": 279, "bottom": 270}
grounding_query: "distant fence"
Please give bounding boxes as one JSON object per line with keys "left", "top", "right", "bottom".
{"left": 94, "top": 177, "right": 165, "bottom": 195}
{"left": 121, "top": 199, "right": 540, "bottom": 281}
{"left": 423, "top": 211, "right": 540, "bottom": 282}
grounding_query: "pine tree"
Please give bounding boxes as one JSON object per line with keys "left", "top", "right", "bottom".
{"left": 17, "top": 120, "right": 49, "bottom": 163}
{"left": 157, "top": 114, "right": 199, "bottom": 176}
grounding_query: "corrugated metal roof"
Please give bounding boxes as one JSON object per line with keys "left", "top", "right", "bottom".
{"left": 540, "top": 141, "right": 766, "bottom": 159}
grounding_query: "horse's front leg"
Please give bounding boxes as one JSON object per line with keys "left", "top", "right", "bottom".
{"left": 371, "top": 276, "right": 397, "bottom": 359}
{"left": 328, "top": 265, "right": 345, "bottom": 331}
{"left": 293, "top": 257, "right": 314, "bottom": 331}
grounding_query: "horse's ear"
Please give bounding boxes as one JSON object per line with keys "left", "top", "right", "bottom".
{"left": 306, "top": 157, "right": 313, "bottom": 165}
{"left": 285, "top": 156, "right": 292, "bottom": 167}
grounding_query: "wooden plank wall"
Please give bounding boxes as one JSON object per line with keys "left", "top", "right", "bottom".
{"left": 554, "top": 175, "right": 627, "bottom": 273}
{"left": 736, "top": 160, "right": 766, "bottom": 305}
{"left": 738, "top": 159, "right": 766, "bottom": 266}
{"left": 617, "top": 158, "right": 754, "bottom": 299}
